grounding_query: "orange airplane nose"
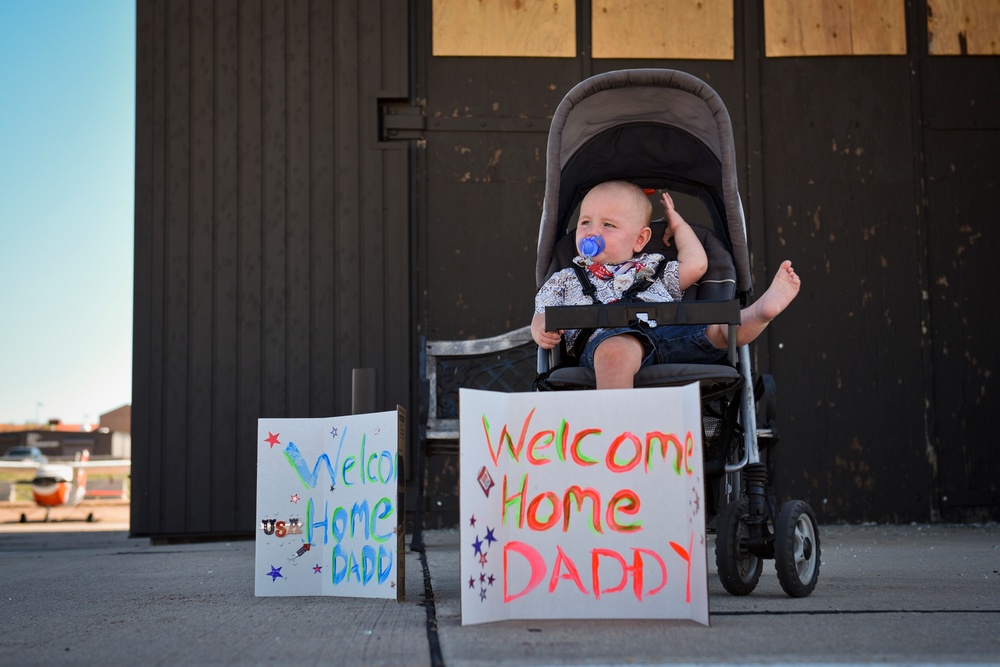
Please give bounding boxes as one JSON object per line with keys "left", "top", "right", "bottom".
{"left": 33, "top": 481, "right": 70, "bottom": 507}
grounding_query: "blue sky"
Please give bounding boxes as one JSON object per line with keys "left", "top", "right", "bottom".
{"left": 0, "top": 1, "right": 135, "bottom": 426}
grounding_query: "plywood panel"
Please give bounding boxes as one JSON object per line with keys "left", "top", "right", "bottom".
{"left": 592, "top": 0, "right": 734, "bottom": 60}
{"left": 928, "top": 0, "right": 1000, "bottom": 55}
{"left": 432, "top": 0, "right": 575, "bottom": 57}
{"left": 765, "top": 0, "right": 906, "bottom": 57}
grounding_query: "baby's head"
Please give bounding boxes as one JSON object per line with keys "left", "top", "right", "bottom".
{"left": 576, "top": 181, "right": 652, "bottom": 264}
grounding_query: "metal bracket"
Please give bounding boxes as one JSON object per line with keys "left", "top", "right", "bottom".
{"left": 379, "top": 98, "right": 425, "bottom": 141}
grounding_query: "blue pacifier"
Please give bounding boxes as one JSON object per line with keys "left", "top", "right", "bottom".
{"left": 578, "top": 236, "right": 605, "bottom": 260}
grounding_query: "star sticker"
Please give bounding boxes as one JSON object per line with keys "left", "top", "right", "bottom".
{"left": 468, "top": 576, "right": 475, "bottom": 589}
{"left": 267, "top": 565, "right": 283, "bottom": 582}
{"left": 487, "top": 574, "right": 495, "bottom": 586}
{"left": 484, "top": 526, "right": 497, "bottom": 546}
{"left": 313, "top": 564, "right": 323, "bottom": 574}
{"left": 480, "top": 588, "right": 488, "bottom": 601}
{"left": 290, "top": 494, "right": 300, "bottom": 504}
{"left": 479, "top": 573, "right": 486, "bottom": 583}
{"left": 469, "top": 515, "right": 477, "bottom": 527}
{"left": 265, "top": 432, "right": 281, "bottom": 448}
{"left": 330, "top": 426, "right": 338, "bottom": 437}
{"left": 472, "top": 536, "right": 484, "bottom": 556}
{"left": 479, "top": 552, "right": 488, "bottom": 566}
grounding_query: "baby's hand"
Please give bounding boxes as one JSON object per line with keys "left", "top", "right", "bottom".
{"left": 535, "top": 328, "right": 563, "bottom": 351}
{"left": 661, "top": 191, "right": 679, "bottom": 246}
{"left": 531, "top": 313, "right": 563, "bottom": 350}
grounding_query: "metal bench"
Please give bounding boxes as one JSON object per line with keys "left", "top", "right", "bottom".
{"left": 414, "top": 325, "right": 536, "bottom": 544}
{"left": 422, "top": 325, "right": 536, "bottom": 453}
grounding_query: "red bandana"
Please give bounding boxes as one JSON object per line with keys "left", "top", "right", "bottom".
{"left": 586, "top": 262, "right": 615, "bottom": 280}
{"left": 586, "top": 260, "right": 642, "bottom": 282}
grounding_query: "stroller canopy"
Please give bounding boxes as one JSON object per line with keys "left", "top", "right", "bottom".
{"left": 536, "top": 69, "right": 752, "bottom": 295}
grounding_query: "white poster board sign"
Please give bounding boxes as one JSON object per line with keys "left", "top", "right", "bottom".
{"left": 459, "top": 385, "right": 707, "bottom": 625}
{"left": 255, "top": 408, "right": 405, "bottom": 599}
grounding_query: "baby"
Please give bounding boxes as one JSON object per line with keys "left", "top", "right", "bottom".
{"left": 532, "top": 180, "right": 800, "bottom": 389}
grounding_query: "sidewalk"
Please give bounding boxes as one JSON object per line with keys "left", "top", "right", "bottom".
{"left": 1, "top": 503, "right": 998, "bottom": 665}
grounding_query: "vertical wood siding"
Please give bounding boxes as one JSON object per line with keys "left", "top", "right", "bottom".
{"left": 133, "top": 0, "right": 411, "bottom": 537}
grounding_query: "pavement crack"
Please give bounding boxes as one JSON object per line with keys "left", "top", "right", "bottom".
{"left": 419, "top": 549, "right": 445, "bottom": 667}
{"left": 712, "top": 609, "right": 1000, "bottom": 616}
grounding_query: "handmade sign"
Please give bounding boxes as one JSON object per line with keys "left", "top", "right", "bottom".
{"left": 459, "top": 385, "right": 707, "bottom": 625}
{"left": 255, "top": 408, "right": 405, "bottom": 599}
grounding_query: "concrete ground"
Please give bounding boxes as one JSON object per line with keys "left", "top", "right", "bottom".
{"left": 1, "top": 501, "right": 998, "bottom": 666}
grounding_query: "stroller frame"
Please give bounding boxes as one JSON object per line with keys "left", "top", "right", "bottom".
{"left": 533, "top": 69, "right": 819, "bottom": 598}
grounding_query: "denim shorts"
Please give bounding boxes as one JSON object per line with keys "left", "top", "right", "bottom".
{"left": 578, "top": 323, "right": 726, "bottom": 369}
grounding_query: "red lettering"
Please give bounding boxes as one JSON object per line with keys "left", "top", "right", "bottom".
{"left": 527, "top": 430, "right": 554, "bottom": 465}
{"left": 670, "top": 533, "right": 694, "bottom": 603}
{"left": 562, "top": 486, "right": 603, "bottom": 533}
{"left": 503, "top": 540, "right": 547, "bottom": 603}
{"left": 592, "top": 548, "right": 666, "bottom": 601}
{"left": 526, "top": 491, "right": 561, "bottom": 531}
{"left": 684, "top": 431, "right": 695, "bottom": 476}
{"left": 606, "top": 432, "right": 642, "bottom": 473}
{"left": 501, "top": 474, "right": 527, "bottom": 528}
{"left": 482, "top": 416, "right": 512, "bottom": 467}
{"left": 645, "top": 431, "right": 684, "bottom": 475}
{"left": 633, "top": 548, "right": 668, "bottom": 598}
{"left": 591, "top": 548, "right": 628, "bottom": 599}
{"left": 570, "top": 429, "right": 601, "bottom": 466}
{"left": 548, "top": 545, "right": 588, "bottom": 595}
{"left": 556, "top": 419, "right": 568, "bottom": 462}
{"left": 606, "top": 489, "right": 642, "bottom": 533}
{"left": 481, "top": 408, "right": 537, "bottom": 465}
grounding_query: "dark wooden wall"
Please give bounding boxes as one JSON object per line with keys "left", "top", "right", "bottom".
{"left": 132, "top": 0, "right": 412, "bottom": 538}
{"left": 134, "top": 0, "right": 998, "bottom": 537}
{"left": 413, "top": 1, "right": 999, "bottom": 524}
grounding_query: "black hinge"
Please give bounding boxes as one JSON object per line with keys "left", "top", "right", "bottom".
{"left": 379, "top": 98, "right": 425, "bottom": 141}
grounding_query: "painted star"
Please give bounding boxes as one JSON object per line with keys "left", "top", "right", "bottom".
{"left": 265, "top": 432, "right": 281, "bottom": 448}
{"left": 330, "top": 484, "right": 336, "bottom": 492}
{"left": 469, "top": 515, "right": 477, "bottom": 527}
{"left": 479, "top": 573, "right": 486, "bottom": 583}
{"left": 267, "top": 565, "right": 283, "bottom": 582}
{"left": 313, "top": 564, "right": 323, "bottom": 574}
{"left": 472, "top": 536, "right": 484, "bottom": 556}
{"left": 468, "top": 576, "right": 475, "bottom": 589}
{"left": 479, "top": 588, "right": 488, "bottom": 601}
{"left": 290, "top": 494, "right": 300, "bottom": 504}
{"left": 487, "top": 574, "right": 495, "bottom": 587}
{"left": 479, "top": 552, "right": 488, "bottom": 566}
{"left": 484, "top": 526, "right": 497, "bottom": 546}
{"left": 330, "top": 426, "right": 338, "bottom": 437}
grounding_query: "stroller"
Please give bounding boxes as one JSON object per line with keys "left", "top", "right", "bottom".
{"left": 533, "top": 69, "right": 819, "bottom": 598}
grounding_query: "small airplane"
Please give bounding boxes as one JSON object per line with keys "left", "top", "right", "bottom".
{"left": 0, "top": 449, "right": 131, "bottom": 523}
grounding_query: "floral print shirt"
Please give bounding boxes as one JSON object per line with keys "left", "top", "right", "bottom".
{"left": 534, "top": 252, "right": 682, "bottom": 353}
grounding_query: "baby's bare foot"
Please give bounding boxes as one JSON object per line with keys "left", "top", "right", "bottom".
{"left": 757, "top": 260, "right": 800, "bottom": 322}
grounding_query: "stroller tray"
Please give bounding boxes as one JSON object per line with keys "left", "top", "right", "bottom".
{"left": 545, "top": 299, "right": 741, "bottom": 331}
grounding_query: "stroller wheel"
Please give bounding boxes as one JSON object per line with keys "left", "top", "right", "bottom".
{"left": 774, "top": 500, "right": 820, "bottom": 598}
{"left": 715, "top": 498, "right": 762, "bottom": 596}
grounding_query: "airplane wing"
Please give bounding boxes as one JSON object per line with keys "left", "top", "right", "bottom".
{"left": 69, "top": 460, "right": 132, "bottom": 475}
{"left": 0, "top": 460, "right": 131, "bottom": 475}
{"left": 0, "top": 461, "right": 44, "bottom": 473}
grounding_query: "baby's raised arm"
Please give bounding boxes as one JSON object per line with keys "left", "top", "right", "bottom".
{"left": 661, "top": 192, "right": 708, "bottom": 290}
